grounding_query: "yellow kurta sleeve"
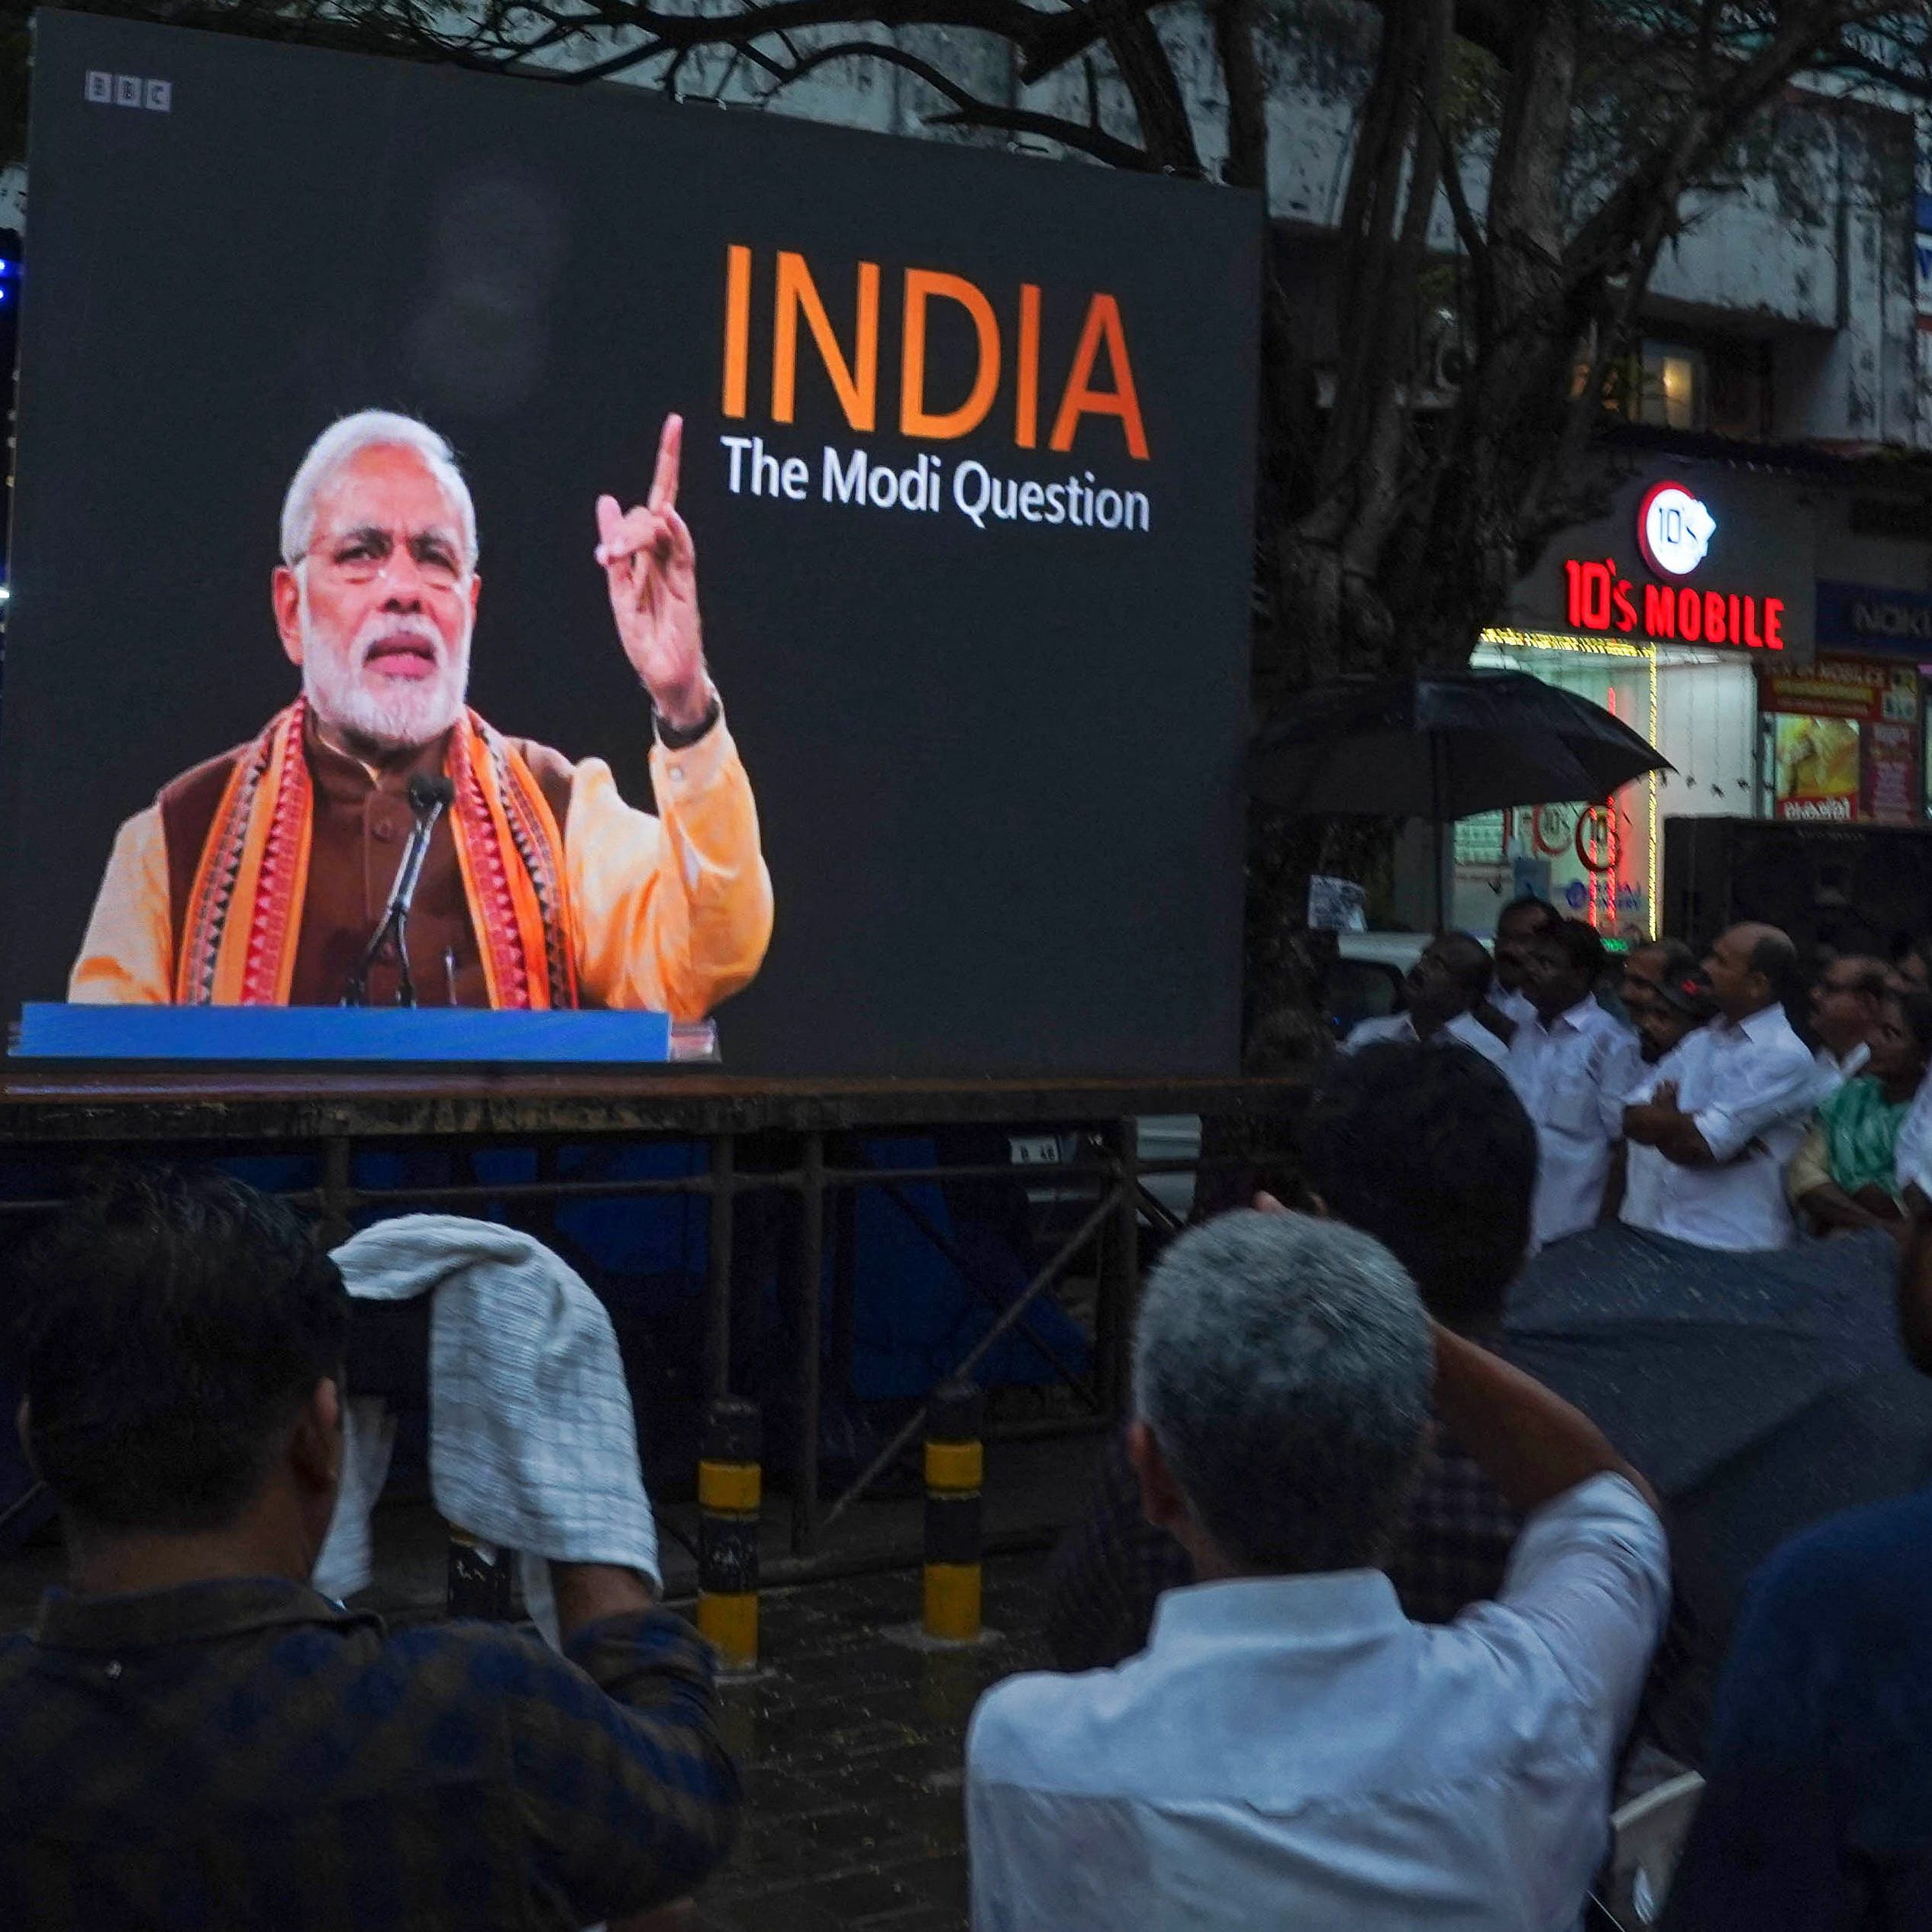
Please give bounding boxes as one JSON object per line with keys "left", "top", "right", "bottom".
{"left": 1785, "top": 1116, "right": 1832, "bottom": 1206}
{"left": 565, "top": 715, "right": 773, "bottom": 1020}
{"left": 69, "top": 805, "right": 173, "bottom": 1004}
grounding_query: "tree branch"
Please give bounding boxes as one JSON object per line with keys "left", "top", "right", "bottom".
{"left": 1212, "top": 0, "right": 1266, "bottom": 191}
{"left": 764, "top": 38, "right": 1157, "bottom": 167}
{"left": 1105, "top": 8, "right": 1202, "bottom": 174}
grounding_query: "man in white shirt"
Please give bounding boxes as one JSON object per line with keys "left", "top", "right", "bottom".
{"left": 1622, "top": 923, "right": 1818, "bottom": 1251}
{"left": 1896, "top": 1076, "right": 1932, "bottom": 1212}
{"left": 1484, "top": 895, "right": 1559, "bottom": 1039}
{"left": 1621, "top": 939, "right": 1697, "bottom": 1035}
{"left": 1808, "top": 955, "right": 1885, "bottom": 1098}
{"left": 1620, "top": 965, "right": 1717, "bottom": 1234}
{"left": 1505, "top": 918, "right": 1643, "bottom": 1249}
{"left": 1343, "top": 931, "right": 1509, "bottom": 1067}
{"left": 966, "top": 1210, "right": 1669, "bottom": 1932}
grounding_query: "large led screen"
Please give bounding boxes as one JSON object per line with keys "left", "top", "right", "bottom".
{"left": 0, "top": 11, "right": 1260, "bottom": 1075}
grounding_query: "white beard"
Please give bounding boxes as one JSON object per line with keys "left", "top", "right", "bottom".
{"left": 301, "top": 605, "right": 472, "bottom": 751}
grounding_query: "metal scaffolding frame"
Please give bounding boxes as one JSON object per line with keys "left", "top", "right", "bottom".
{"left": 0, "top": 1068, "right": 1303, "bottom": 1568}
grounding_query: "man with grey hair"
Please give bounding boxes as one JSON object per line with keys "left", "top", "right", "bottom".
{"left": 71, "top": 410, "right": 772, "bottom": 1014}
{"left": 967, "top": 1208, "right": 1670, "bottom": 1932}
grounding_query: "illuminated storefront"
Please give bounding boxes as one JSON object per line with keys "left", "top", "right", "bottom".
{"left": 1456, "top": 459, "right": 1817, "bottom": 939}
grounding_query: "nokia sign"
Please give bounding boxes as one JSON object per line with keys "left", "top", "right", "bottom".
{"left": 1815, "top": 579, "right": 1932, "bottom": 654}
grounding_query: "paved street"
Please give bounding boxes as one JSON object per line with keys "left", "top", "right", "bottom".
{"left": 693, "top": 1554, "right": 1050, "bottom": 1932}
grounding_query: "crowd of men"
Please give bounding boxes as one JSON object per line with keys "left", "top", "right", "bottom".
{"left": 5, "top": 905, "right": 1932, "bottom": 1927}
{"left": 1345, "top": 895, "right": 1932, "bottom": 1253}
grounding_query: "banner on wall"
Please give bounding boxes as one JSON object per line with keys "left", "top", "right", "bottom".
{"left": 1759, "top": 659, "right": 1920, "bottom": 724}
{"left": 1763, "top": 656, "right": 1921, "bottom": 827}
{"left": 1864, "top": 722, "right": 1921, "bottom": 827}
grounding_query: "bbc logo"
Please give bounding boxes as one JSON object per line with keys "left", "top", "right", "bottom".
{"left": 83, "top": 71, "right": 171, "bottom": 112}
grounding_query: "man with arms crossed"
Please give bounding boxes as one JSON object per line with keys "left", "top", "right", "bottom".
{"left": 1622, "top": 923, "right": 1818, "bottom": 1251}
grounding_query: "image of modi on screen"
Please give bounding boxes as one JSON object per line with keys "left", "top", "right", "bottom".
{"left": 68, "top": 410, "right": 773, "bottom": 1014}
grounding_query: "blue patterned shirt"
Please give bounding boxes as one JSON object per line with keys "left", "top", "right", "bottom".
{"left": 0, "top": 1576, "right": 740, "bottom": 1929}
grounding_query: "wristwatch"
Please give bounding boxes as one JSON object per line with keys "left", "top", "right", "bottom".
{"left": 653, "top": 692, "right": 722, "bottom": 749}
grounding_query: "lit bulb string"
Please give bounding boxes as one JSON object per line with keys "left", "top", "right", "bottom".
{"left": 1476, "top": 627, "right": 1662, "bottom": 935}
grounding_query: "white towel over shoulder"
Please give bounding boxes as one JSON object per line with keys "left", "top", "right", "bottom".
{"left": 313, "top": 1214, "right": 660, "bottom": 1646}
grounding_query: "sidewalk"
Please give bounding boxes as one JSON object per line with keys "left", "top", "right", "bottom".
{"left": 694, "top": 1553, "right": 1051, "bottom": 1932}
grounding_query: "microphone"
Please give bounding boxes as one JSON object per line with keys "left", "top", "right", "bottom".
{"left": 408, "top": 773, "right": 456, "bottom": 813}
{"left": 342, "top": 774, "right": 454, "bottom": 1008}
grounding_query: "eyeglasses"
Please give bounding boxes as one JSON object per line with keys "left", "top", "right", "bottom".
{"left": 298, "top": 526, "right": 467, "bottom": 589}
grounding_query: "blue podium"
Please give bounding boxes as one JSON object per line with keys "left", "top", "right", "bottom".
{"left": 13, "top": 1003, "right": 678, "bottom": 1064}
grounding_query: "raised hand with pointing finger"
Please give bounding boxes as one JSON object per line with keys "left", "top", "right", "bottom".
{"left": 595, "top": 413, "right": 714, "bottom": 734}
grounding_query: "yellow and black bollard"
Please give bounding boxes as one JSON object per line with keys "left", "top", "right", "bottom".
{"left": 697, "top": 1396, "right": 762, "bottom": 1669}
{"left": 922, "top": 1380, "right": 985, "bottom": 1643}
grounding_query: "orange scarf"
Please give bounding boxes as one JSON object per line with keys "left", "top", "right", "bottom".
{"left": 174, "top": 699, "right": 578, "bottom": 1008}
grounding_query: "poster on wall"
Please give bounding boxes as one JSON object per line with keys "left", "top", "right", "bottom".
{"left": 1772, "top": 716, "right": 1862, "bottom": 822}
{"left": 0, "top": 12, "right": 1262, "bottom": 1076}
{"left": 1864, "top": 723, "right": 1920, "bottom": 826}
{"left": 1762, "top": 658, "right": 1921, "bottom": 828}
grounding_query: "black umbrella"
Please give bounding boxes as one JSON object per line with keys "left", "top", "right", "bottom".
{"left": 1250, "top": 671, "right": 1672, "bottom": 924}
{"left": 1504, "top": 1222, "right": 1932, "bottom": 1759}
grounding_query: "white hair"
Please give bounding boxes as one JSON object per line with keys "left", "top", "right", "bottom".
{"left": 1134, "top": 1210, "right": 1431, "bottom": 1574}
{"left": 279, "top": 411, "right": 478, "bottom": 569}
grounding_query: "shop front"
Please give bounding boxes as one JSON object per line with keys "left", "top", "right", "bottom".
{"left": 1456, "top": 457, "right": 1817, "bottom": 939}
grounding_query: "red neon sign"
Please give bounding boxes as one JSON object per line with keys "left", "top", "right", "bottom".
{"left": 1562, "top": 557, "right": 1783, "bottom": 650}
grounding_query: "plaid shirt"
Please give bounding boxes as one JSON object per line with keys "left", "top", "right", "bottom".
{"left": 1044, "top": 1421, "right": 1522, "bottom": 1672}
{"left": 0, "top": 1576, "right": 740, "bottom": 1930}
